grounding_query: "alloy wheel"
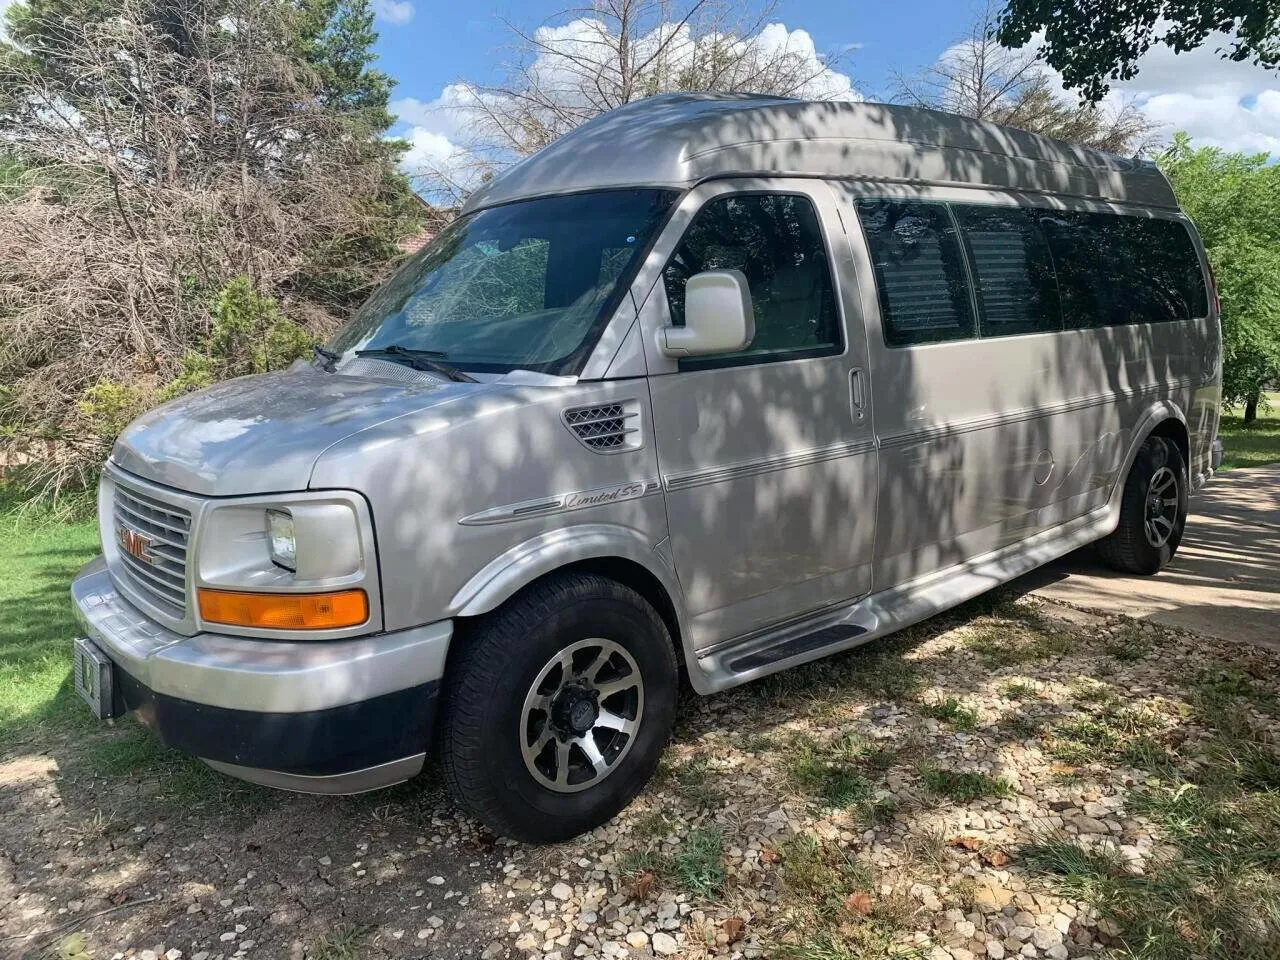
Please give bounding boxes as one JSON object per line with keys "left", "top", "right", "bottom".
{"left": 1142, "top": 465, "right": 1179, "bottom": 548}
{"left": 519, "top": 638, "right": 644, "bottom": 793}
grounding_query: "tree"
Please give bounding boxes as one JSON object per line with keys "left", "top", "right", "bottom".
{"left": 996, "top": 0, "right": 1280, "bottom": 102}
{"left": 296, "top": 0, "right": 396, "bottom": 121}
{"left": 0, "top": 0, "right": 420, "bottom": 502}
{"left": 290, "top": 0, "right": 422, "bottom": 305}
{"left": 894, "top": 2, "right": 1155, "bottom": 154}
{"left": 1, "top": 0, "right": 418, "bottom": 305}
{"left": 415, "top": 0, "right": 852, "bottom": 202}
{"left": 1158, "top": 134, "right": 1280, "bottom": 423}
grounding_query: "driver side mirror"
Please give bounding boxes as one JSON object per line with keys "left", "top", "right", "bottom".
{"left": 657, "top": 270, "right": 755, "bottom": 358}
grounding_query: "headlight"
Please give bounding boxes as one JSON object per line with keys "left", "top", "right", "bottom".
{"left": 266, "top": 509, "right": 297, "bottom": 571}
{"left": 196, "top": 494, "right": 374, "bottom": 636}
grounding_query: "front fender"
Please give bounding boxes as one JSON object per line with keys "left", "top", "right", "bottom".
{"left": 446, "top": 523, "right": 685, "bottom": 619}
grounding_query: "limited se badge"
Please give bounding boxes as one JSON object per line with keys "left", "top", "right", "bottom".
{"left": 458, "top": 479, "right": 662, "bottom": 525}
{"left": 117, "top": 525, "right": 154, "bottom": 564}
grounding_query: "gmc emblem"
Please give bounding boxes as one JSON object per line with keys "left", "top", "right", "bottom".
{"left": 117, "top": 525, "right": 154, "bottom": 565}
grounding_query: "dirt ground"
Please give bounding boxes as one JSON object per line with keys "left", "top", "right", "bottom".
{"left": 2, "top": 591, "right": 1278, "bottom": 960}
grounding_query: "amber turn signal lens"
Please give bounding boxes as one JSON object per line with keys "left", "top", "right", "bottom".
{"left": 197, "top": 588, "right": 368, "bottom": 630}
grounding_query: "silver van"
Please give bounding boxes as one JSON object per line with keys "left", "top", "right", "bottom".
{"left": 71, "top": 94, "right": 1222, "bottom": 841}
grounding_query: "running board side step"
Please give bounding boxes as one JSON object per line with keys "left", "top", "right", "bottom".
{"left": 725, "top": 623, "right": 867, "bottom": 674}
{"left": 688, "top": 500, "right": 1118, "bottom": 694}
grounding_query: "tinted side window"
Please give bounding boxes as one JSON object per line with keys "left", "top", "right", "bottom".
{"left": 857, "top": 199, "right": 975, "bottom": 347}
{"left": 953, "top": 205, "right": 1062, "bottom": 337}
{"left": 663, "top": 193, "right": 841, "bottom": 367}
{"left": 1038, "top": 211, "right": 1110, "bottom": 327}
{"left": 1040, "top": 212, "right": 1208, "bottom": 328}
{"left": 1133, "top": 217, "right": 1209, "bottom": 322}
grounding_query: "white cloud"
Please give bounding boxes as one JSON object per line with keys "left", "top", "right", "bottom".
{"left": 392, "top": 84, "right": 485, "bottom": 194}
{"left": 1139, "top": 90, "right": 1280, "bottom": 155}
{"left": 752, "top": 23, "right": 859, "bottom": 101}
{"left": 392, "top": 19, "right": 858, "bottom": 194}
{"left": 402, "top": 127, "right": 460, "bottom": 169}
{"left": 392, "top": 84, "right": 477, "bottom": 144}
{"left": 371, "top": 0, "right": 413, "bottom": 26}
{"left": 1110, "top": 33, "right": 1280, "bottom": 154}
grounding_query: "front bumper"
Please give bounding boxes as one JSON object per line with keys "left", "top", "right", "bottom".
{"left": 71, "top": 558, "right": 451, "bottom": 794}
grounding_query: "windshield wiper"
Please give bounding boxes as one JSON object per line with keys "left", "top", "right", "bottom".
{"left": 313, "top": 344, "right": 339, "bottom": 372}
{"left": 355, "top": 345, "right": 477, "bottom": 383}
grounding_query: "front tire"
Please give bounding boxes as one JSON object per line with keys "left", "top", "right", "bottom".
{"left": 440, "top": 573, "right": 677, "bottom": 843}
{"left": 1097, "top": 436, "right": 1188, "bottom": 575}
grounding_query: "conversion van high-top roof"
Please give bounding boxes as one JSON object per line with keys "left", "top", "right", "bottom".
{"left": 72, "top": 93, "right": 1222, "bottom": 841}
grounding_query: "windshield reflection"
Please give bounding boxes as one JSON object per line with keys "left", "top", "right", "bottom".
{"left": 330, "top": 189, "right": 679, "bottom": 376}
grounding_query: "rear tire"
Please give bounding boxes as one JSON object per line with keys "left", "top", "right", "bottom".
{"left": 440, "top": 572, "right": 677, "bottom": 843}
{"left": 1097, "top": 435, "right": 1188, "bottom": 575}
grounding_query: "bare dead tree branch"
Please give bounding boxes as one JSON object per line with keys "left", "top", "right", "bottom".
{"left": 409, "top": 0, "right": 852, "bottom": 198}
{"left": 891, "top": 0, "right": 1156, "bottom": 155}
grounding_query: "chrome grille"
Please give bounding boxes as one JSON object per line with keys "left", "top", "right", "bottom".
{"left": 112, "top": 481, "right": 191, "bottom": 615}
{"left": 563, "top": 401, "right": 641, "bottom": 453}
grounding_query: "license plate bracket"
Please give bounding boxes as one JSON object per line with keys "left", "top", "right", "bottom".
{"left": 73, "top": 637, "right": 120, "bottom": 720}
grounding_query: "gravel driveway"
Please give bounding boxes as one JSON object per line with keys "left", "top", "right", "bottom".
{"left": 2, "top": 591, "right": 1278, "bottom": 960}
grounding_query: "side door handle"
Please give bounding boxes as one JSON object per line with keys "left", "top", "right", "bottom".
{"left": 850, "top": 367, "right": 866, "bottom": 421}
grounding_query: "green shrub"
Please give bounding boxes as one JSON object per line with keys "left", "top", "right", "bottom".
{"left": 209, "top": 277, "right": 315, "bottom": 379}
{"left": 77, "top": 380, "right": 153, "bottom": 439}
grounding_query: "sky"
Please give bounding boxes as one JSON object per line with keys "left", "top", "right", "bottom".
{"left": 370, "top": 0, "right": 1280, "bottom": 181}
{"left": 2, "top": 0, "right": 1274, "bottom": 164}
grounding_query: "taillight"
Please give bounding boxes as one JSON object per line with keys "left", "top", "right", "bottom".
{"left": 1206, "top": 261, "right": 1221, "bottom": 316}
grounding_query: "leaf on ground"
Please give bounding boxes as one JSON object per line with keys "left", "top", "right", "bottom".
{"left": 760, "top": 847, "right": 779, "bottom": 864}
{"left": 629, "top": 870, "right": 656, "bottom": 900}
{"left": 57, "top": 934, "right": 91, "bottom": 960}
{"left": 721, "top": 917, "right": 745, "bottom": 941}
{"left": 949, "top": 835, "right": 1009, "bottom": 866}
{"left": 981, "top": 848, "right": 1010, "bottom": 867}
{"left": 843, "top": 890, "right": 873, "bottom": 916}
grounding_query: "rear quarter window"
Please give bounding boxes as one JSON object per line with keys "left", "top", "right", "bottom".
{"left": 1039, "top": 212, "right": 1208, "bottom": 328}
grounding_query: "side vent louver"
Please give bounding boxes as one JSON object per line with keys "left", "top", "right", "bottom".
{"left": 563, "top": 400, "right": 642, "bottom": 453}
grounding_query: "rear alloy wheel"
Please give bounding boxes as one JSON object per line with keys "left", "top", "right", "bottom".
{"left": 1097, "top": 435, "right": 1188, "bottom": 575}
{"left": 441, "top": 573, "right": 676, "bottom": 843}
{"left": 1142, "top": 465, "right": 1180, "bottom": 550}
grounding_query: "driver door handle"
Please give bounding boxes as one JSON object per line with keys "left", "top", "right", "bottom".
{"left": 850, "top": 367, "right": 866, "bottom": 421}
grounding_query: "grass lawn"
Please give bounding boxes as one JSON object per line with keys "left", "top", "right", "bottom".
{"left": 0, "top": 501, "right": 269, "bottom": 810}
{"left": 0, "top": 510, "right": 100, "bottom": 749}
{"left": 1218, "top": 391, "right": 1280, "bottom": 470}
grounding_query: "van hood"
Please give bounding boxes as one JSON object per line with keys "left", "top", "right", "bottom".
{"left": 111, "top": 367, "right": 485, "bottom": 496}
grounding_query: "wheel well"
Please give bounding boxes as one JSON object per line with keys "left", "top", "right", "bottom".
{"left": 1147, "top": 417, "right": 1189, "bottom": 466}
{"left": 559, "top": 557, "right": 683, "bottom": 656}
{"left": 455, "top": 557, "right": 685, "bottom": 664}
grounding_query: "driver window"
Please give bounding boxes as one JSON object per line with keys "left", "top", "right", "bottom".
{"left": 662, "top": 192, "right": 842, "bottom": 369}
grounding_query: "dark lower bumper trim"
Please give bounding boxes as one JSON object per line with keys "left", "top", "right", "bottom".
{"left": 114, "top": 667, "right": 438, "bottom": 777}
{"left": 204, "top": 754, "right": 426, "bottom": 795}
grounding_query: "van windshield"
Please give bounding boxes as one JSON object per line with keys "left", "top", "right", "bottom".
{"left": 330, "top": 189, "right": 679, "bottom": 376}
